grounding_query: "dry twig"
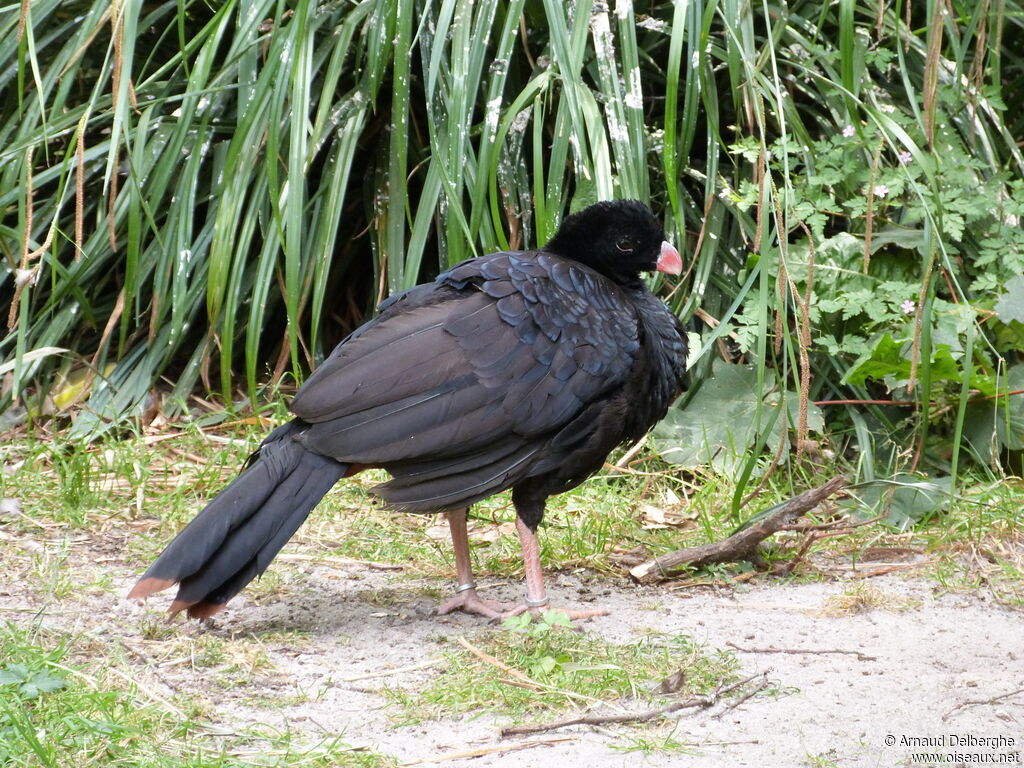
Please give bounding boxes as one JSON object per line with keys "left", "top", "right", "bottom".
{"left": 727, "top": 642, "right": 877, "bottom": 662}
{"left": 399, "top": 737, "right": 574, "bottom": 766}
{"left": 942, "top": 687, "right": 1024, "bottom": 721}
{"left": 713, "top": 673, "right": 770, "bottom": 718}
{"left": 499, "top": 672, "right": 767, "bottom": 737}
{"left": 630, "top": 477, "right": 849, "bottom": 584}
{"left": 276, "top": 553, "right": 404, "bottom": 571}
{"left": 341, "top": 658, "right": 443, "bottom": 682}
{"left": 456, "top": 636, "right": 544, "bottom": 691}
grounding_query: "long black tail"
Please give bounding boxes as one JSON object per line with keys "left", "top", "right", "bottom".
{"left": 128, "top": 421, "right": 347, "bottom": 618}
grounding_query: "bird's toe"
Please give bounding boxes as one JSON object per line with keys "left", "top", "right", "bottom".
{"left": 436, "top": 588, "right": 518, "bottom": 619}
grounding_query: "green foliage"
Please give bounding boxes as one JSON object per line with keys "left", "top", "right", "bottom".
{"left": 653, "top": 359, "right": 823, "bottom": 472}
{"left": 994, "top": 276, "right": 1024, "bottom": 326}
{"left": 995, "top": 364, "right": 1024, "bottom": 451}
{"left": 0, "top": 622, "right": 391, "bottom": 767}
{"left": 2, "top": 0, "right": 1023, "bottom": 515}
{"left": 2, "top": 0, "right": 676, "bottom": 434}
{"left": 501, "top": 610, "right": 575, "bottom": 678}
{"left": 842, "top": 335, "right": 960, "bottom": 390}
{"left": 0, "top": 663, "right": 66, "bottom": 701}
{"left": 653, "top": 1, "right": 1024, "bottom": 497}
{"left": 843, "top": 474, "right": 954, "bottom": 530}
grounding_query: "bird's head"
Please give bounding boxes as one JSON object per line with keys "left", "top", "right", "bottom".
{"left": 542, "top": 200, "right": 683, "bottom": 285}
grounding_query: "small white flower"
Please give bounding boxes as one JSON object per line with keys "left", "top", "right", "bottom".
{"left": 898, "top": 150, "right": 912, "bottom": 164}
{"left": 873, "top": 184, "right": 889, "bottom": 198}
{"left": 842, "top": 125, "right": 855, "bottom": 138}
{"left": 901, "top": 299, "right": 916, "bottom": 315}
{"left": 879, "top": 104, "right": 896, "bottom": 113}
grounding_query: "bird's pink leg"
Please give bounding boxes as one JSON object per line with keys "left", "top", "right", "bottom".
{"left": 515, "top": 517, "right": 609, "bottom": 620}
{"left": 436, "top": 509, "right": 519, "bottom": 619}
{"left": 518, "top": 516, "right": 548, "bottom": 606}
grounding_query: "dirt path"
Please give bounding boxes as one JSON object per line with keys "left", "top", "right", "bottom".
{"left": 208, "top": 572, "right": 1023, "bottom": 767}
{"left": 3, "top": 524, "right": 1022, "bottom": 767}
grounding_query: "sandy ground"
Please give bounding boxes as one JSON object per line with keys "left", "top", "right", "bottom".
{"left": 2, "top": 522, "right": 1022, "bottom": 767}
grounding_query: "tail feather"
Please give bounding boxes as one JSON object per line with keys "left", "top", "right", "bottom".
{"left": 128, "top": 423, "right": 347, "bottom": 616}
{"left": 171, "top": 451, "right": 344, "bottom": 613}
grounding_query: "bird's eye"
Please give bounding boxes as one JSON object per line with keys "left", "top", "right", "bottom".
{"left": 615, "top": 239, "right": 634, "bottom": 253}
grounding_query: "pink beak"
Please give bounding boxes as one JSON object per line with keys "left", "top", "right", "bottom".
{"left": 656, "top": 241, "right": 683, "bottom": 275}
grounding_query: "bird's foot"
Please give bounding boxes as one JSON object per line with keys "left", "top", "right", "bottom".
{"left": 436, "top": 588, "right": 520, "bottom": 620}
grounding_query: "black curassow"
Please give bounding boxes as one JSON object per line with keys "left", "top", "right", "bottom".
{"left": 129, "top": 200, "right": 687, "bottom": 619}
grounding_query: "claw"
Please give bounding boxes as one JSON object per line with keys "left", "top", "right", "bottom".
{"left": 436, "top": 588, "right": 520, "bottom": 619}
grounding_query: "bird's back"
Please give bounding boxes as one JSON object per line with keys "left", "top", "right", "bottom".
{"left": 286, "top": 249, "right": 683, "bottom": 514}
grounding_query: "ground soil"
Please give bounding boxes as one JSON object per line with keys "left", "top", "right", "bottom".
{"left": 2, "top": 522, "right": 1022, "bottom": 767}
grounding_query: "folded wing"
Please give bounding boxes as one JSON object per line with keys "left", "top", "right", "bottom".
{"left": 288, "top": 252, "right": 641, "bottom": 510}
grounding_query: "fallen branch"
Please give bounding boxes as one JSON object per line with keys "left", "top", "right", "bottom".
{"left": 727, "top": 642, "right": 877, "bottom": 662}
{"left": 629, "top": 476, "right": 849, "bottom": 584}
{"left": 499, "top": 672, "right": 766, "bottom": 737}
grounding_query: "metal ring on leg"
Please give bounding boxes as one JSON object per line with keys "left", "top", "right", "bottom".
{"left": 524, "top": 594, "right": 550, "bottom": 608}
{"left": 453, "top": 581, "right": 477, "bottom": 594}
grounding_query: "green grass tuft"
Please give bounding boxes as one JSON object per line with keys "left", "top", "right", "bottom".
{"left": 386, "top": 613, "right": 739, "bottom": 725}
{"left": 0, "top": 623, "right": 392, "bottom": 767}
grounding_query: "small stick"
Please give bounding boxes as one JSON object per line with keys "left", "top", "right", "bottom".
{"left": 455, "top": 637, "right": 619, "bottom": 708}
{"left": 613, "top": 436, "right": 648, "bottom": 468}
{"left": 942, "top": 687, "right": 1024, "bottom": 721}
{"left": 341, "top": 657, "right": 443, "bottom": 682}
{"left": 713, "top": 673, "right": 770, "bottom": 718}
{"left": 498, "top": 678, "right": 542, "bottom": 692}
{"left": 276, "top": 553, "right": 403, "bottom": 571}
{"left": 782, "top": 514, "right": 883, "bottom": 533}
{"left": 106, "top": 667, "right": 187, "bottom": 719}
{"left": 499, "top": 672, "right": 766, "bottom": 737}
{"left": 600, "top": 463, "right": 678, "bottom": 479}
{"left": 814, "top": 560, "right": 937, "bottom": 576}
{"left": 198, "top": 432, "right": 251, "bottom": 446}
{"left": 166, "top": 446, "right": 210, "bottom": 464}
{"left": 456, "top": 636, "right": 543, "bottom": 690}
{"left": 141, "top": 432, "right": 186, "bottom": 445}
{"left": 727, "top": 642, "right": 877, "bottom": 662}
{"left": 157, "top": 655, "right": 193, "bottom": 669}
{"left": 399, "top": 737, "right": 574, "bottom": 766}
{"left": 852, "top": 562, "right": 936, "bottom": 578}
{"left": 771, "top": 531, "right": 819, "bottom": 576}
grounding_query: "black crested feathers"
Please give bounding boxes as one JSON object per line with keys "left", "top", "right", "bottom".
{"left": 543, "top": 199, "right": 669, "bottom": 284}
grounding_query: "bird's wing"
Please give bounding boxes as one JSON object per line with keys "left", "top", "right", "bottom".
{"left": 289, "top": 251, "right": 641, "bottom": 469}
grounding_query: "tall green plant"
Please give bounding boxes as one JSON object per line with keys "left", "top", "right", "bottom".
{"left": 2, "top": 0, "right": 1022, "bottom": 497}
